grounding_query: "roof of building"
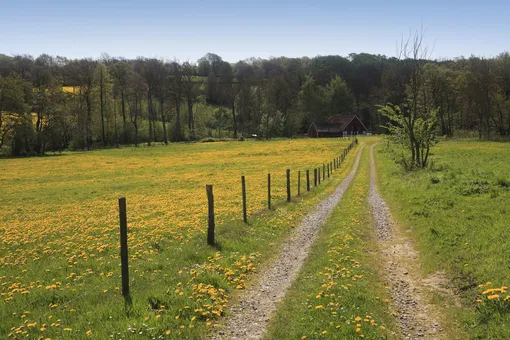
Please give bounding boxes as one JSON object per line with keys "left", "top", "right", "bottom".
{"left": 309, "top": 121, "right": 344, "bottom": 133}
{"left": 328, "top": 115, "right": 356, "bottom": 130}
{"left": 310, "top": 115, "right": 368, "bottom": 132}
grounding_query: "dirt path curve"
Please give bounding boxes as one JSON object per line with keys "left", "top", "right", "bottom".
{"left": 211, "top": 145, "right": 365, "bottom": 340}
{"left": 369, "top": 144, "right": 444, "bottom": 339}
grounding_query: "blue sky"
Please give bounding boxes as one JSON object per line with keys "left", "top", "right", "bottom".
{"left": 1, "top": 0, "right": 508, "bottom": 62}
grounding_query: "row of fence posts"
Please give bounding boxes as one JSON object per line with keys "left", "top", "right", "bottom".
{"left": 116, "top": 138, "right": 358, "bottom": 297}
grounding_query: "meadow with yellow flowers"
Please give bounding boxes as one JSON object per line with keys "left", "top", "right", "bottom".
{"left": 0, "top": 138, "right": 356, "bottom": 339}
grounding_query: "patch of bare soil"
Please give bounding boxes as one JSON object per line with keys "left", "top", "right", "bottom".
{"left": 369, "top": 144, "right": 449, "bottom": 339}
{"left": 210, "top": 146, "right": 365, "bottom": 340}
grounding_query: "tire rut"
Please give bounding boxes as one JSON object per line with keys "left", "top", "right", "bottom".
{"left": 210, "top": 145, "right": 365, "bottom": 340}
{"left": 368, "top": 144, "right": 445, "bottom": 340}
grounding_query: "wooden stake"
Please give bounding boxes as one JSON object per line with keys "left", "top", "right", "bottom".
{"left": 206, "top": 185, "right": 215, "bottom": 245}
{"left": 267, "top": 173, "right": 271, "bottom": 210}
{"left": 242, "top": 176, "right": 247, "bottom": 223}
{"left": 298, "top": 170, "right": 301, "bottom": 196}
{"left": 306, "top": 169, "right": 310, "bottom": 191}
{"left": 286, "top": 169, "right": 291, "bottom": 202}
{"left": 118, "top": 197, "right": 130, "bottom": 297}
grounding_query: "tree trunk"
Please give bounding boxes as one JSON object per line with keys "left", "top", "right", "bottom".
{"left": 175, "top": 96, "right": 182, "bottom": 142}
{"left": 100, "top": 69, "right": 106, "bottom": 146}
{"left": 121, "top": 90, "right": 127, "bottom": 143}
{"left": 86, "top": 93, "right": 92, "bottom": 150}
{"left": 187, "top": 97, "right": 195, "bottom": 140}
{"left": 148, "top": 94, "right": 153, "bottom": 146}
{"left": 232, "top": 103, "right": 237, "bottom": 139}
{"left": 160, "top": 99, "right": 168, "bottom": 145}
{"left": 114, "top": 94, "right": 119, "bottom": 147}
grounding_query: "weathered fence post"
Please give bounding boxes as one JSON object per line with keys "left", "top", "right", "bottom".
{"left": 286, "top": 169, "right": 291, "bottom": 202}
{"left": 327, "top": 163, "right": 330, "bottom": 178}
{"left": 314, "top": 168, "right": 317, "bottom": 187}
{"left": 298, "top": 170, "right": 301, "bottom": 196}
{"left": 206, "top": 185, "right": 215, "bottom": 246}
{"left": 318, "top": 167, "right": 321, "bottom": 185}
{"left": 323, "top": 164, "right": 325, "bottom": 181}
{"left": 241, "top": 176, "right": 247, "bottom": 223}
{"left": 306, "top": 170, "right": 310, "bottom": 191}
{"left": 267, "top": 173, "right": 271, "bottom": 210}
{"left": 118, "top": 197, "right": 130, "bottom": 297}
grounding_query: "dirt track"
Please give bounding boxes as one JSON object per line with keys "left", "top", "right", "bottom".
{"left": 369, "top": 144, "right": 445, "bottom": 340}
{"left": 210, "top": 145, "right": 364, "bottom": 340}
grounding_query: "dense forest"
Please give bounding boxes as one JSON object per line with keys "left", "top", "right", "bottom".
{"left": 0, "top": 51, "right": 509, "bottom": 156}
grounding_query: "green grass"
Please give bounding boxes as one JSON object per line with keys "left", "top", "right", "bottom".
{"left": 0, "top": 138, "right": 358, "bottom": 339}
{"left": 264, "top": 141, "right": 397, "bottom": 340}
{"left": 375, "top": 139, "right": 510, "bottom": 339}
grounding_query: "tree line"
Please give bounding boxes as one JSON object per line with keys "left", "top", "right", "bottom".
{"left": 0, "top": 50, "right": 509, "bottom": 156}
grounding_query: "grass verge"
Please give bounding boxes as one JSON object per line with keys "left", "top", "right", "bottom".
{"left": 375, "top": 139, "right": 510, "bottom": 339}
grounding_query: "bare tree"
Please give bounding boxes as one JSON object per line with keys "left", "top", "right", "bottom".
{"left": 168, "top": 61, "right": 184, "bottom": 142}
{"left": 182, "top": 61, "right": 198, "bottom": 140}
{"left": 379, "top": 27, "right": 438, "bottom": 169}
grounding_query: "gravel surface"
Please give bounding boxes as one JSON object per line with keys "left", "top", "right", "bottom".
{"left": 210, "top": 145, "right": 365, "bottom": 340}
{"left": 369, "top": 144, "right": 444, "bottom": 340}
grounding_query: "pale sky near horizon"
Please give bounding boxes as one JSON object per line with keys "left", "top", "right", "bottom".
{"left": 1, "top": 0, "right": 509, "bottom": 62}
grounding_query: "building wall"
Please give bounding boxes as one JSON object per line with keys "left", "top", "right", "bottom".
{"left": 308, "top": 125, "right": 318, "bottom": 138}
{"left": 344, "top": 118, "right": 367, "bottom": 133}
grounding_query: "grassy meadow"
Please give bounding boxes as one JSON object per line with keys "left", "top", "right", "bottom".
{"left": 0, "top": 138, "right": 357, "bottom": 339}
{"left": 375, "top": 140, "right": 510, "bottom": 339}
{"left": 265, "top": 141, "right": 397, "bottom": 339}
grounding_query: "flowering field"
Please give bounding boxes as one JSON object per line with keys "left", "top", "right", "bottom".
{"left": 376, "top": 140, "right": 510, "bottom": 339}
{"left": 0, "top": 138, "right": 356, "bottom": 339}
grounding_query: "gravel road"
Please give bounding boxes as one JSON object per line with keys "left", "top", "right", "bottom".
{"left": 210, "top": 145, "right": 365, "bottom": 340}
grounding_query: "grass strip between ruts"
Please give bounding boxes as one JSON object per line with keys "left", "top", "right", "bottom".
{"left": 264, "top": 141, "right": 397, "bottom": 340}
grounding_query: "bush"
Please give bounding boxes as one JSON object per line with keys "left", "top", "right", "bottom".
{"left": 496, "top": 178, "right": 510, "bottom": 188}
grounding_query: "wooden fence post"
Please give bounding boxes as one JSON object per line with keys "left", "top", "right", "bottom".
{"left": 318, "top": 167, "right": 321, "bottom": 185}
{"left": 118, "top": 197, "right": 130, "bottom": 297}
{"left": 314, "top": 168, "right": 317, "bottom": 187}
{"left": 306, "top": 170, "right": 310, "bottom": 191}
{"left": 286, "top": 169, "right": 291, "bottom": 202}
{"left": 323, "top": 164, "right": 325, "bottom": 181}
{"left": 241, "top": 176, "right": 247, "bottom": 223}
{"left": 206, "top": 185, "right": 215, "bottom": 246}
{"left": 327, "top": 163, "right": 330, "bottom": 178}
{"left": 298, "top": 170, "right": 301, "bottom": 196}
{"left": 267, "top": 173, "right": 271, "bottom": 210}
